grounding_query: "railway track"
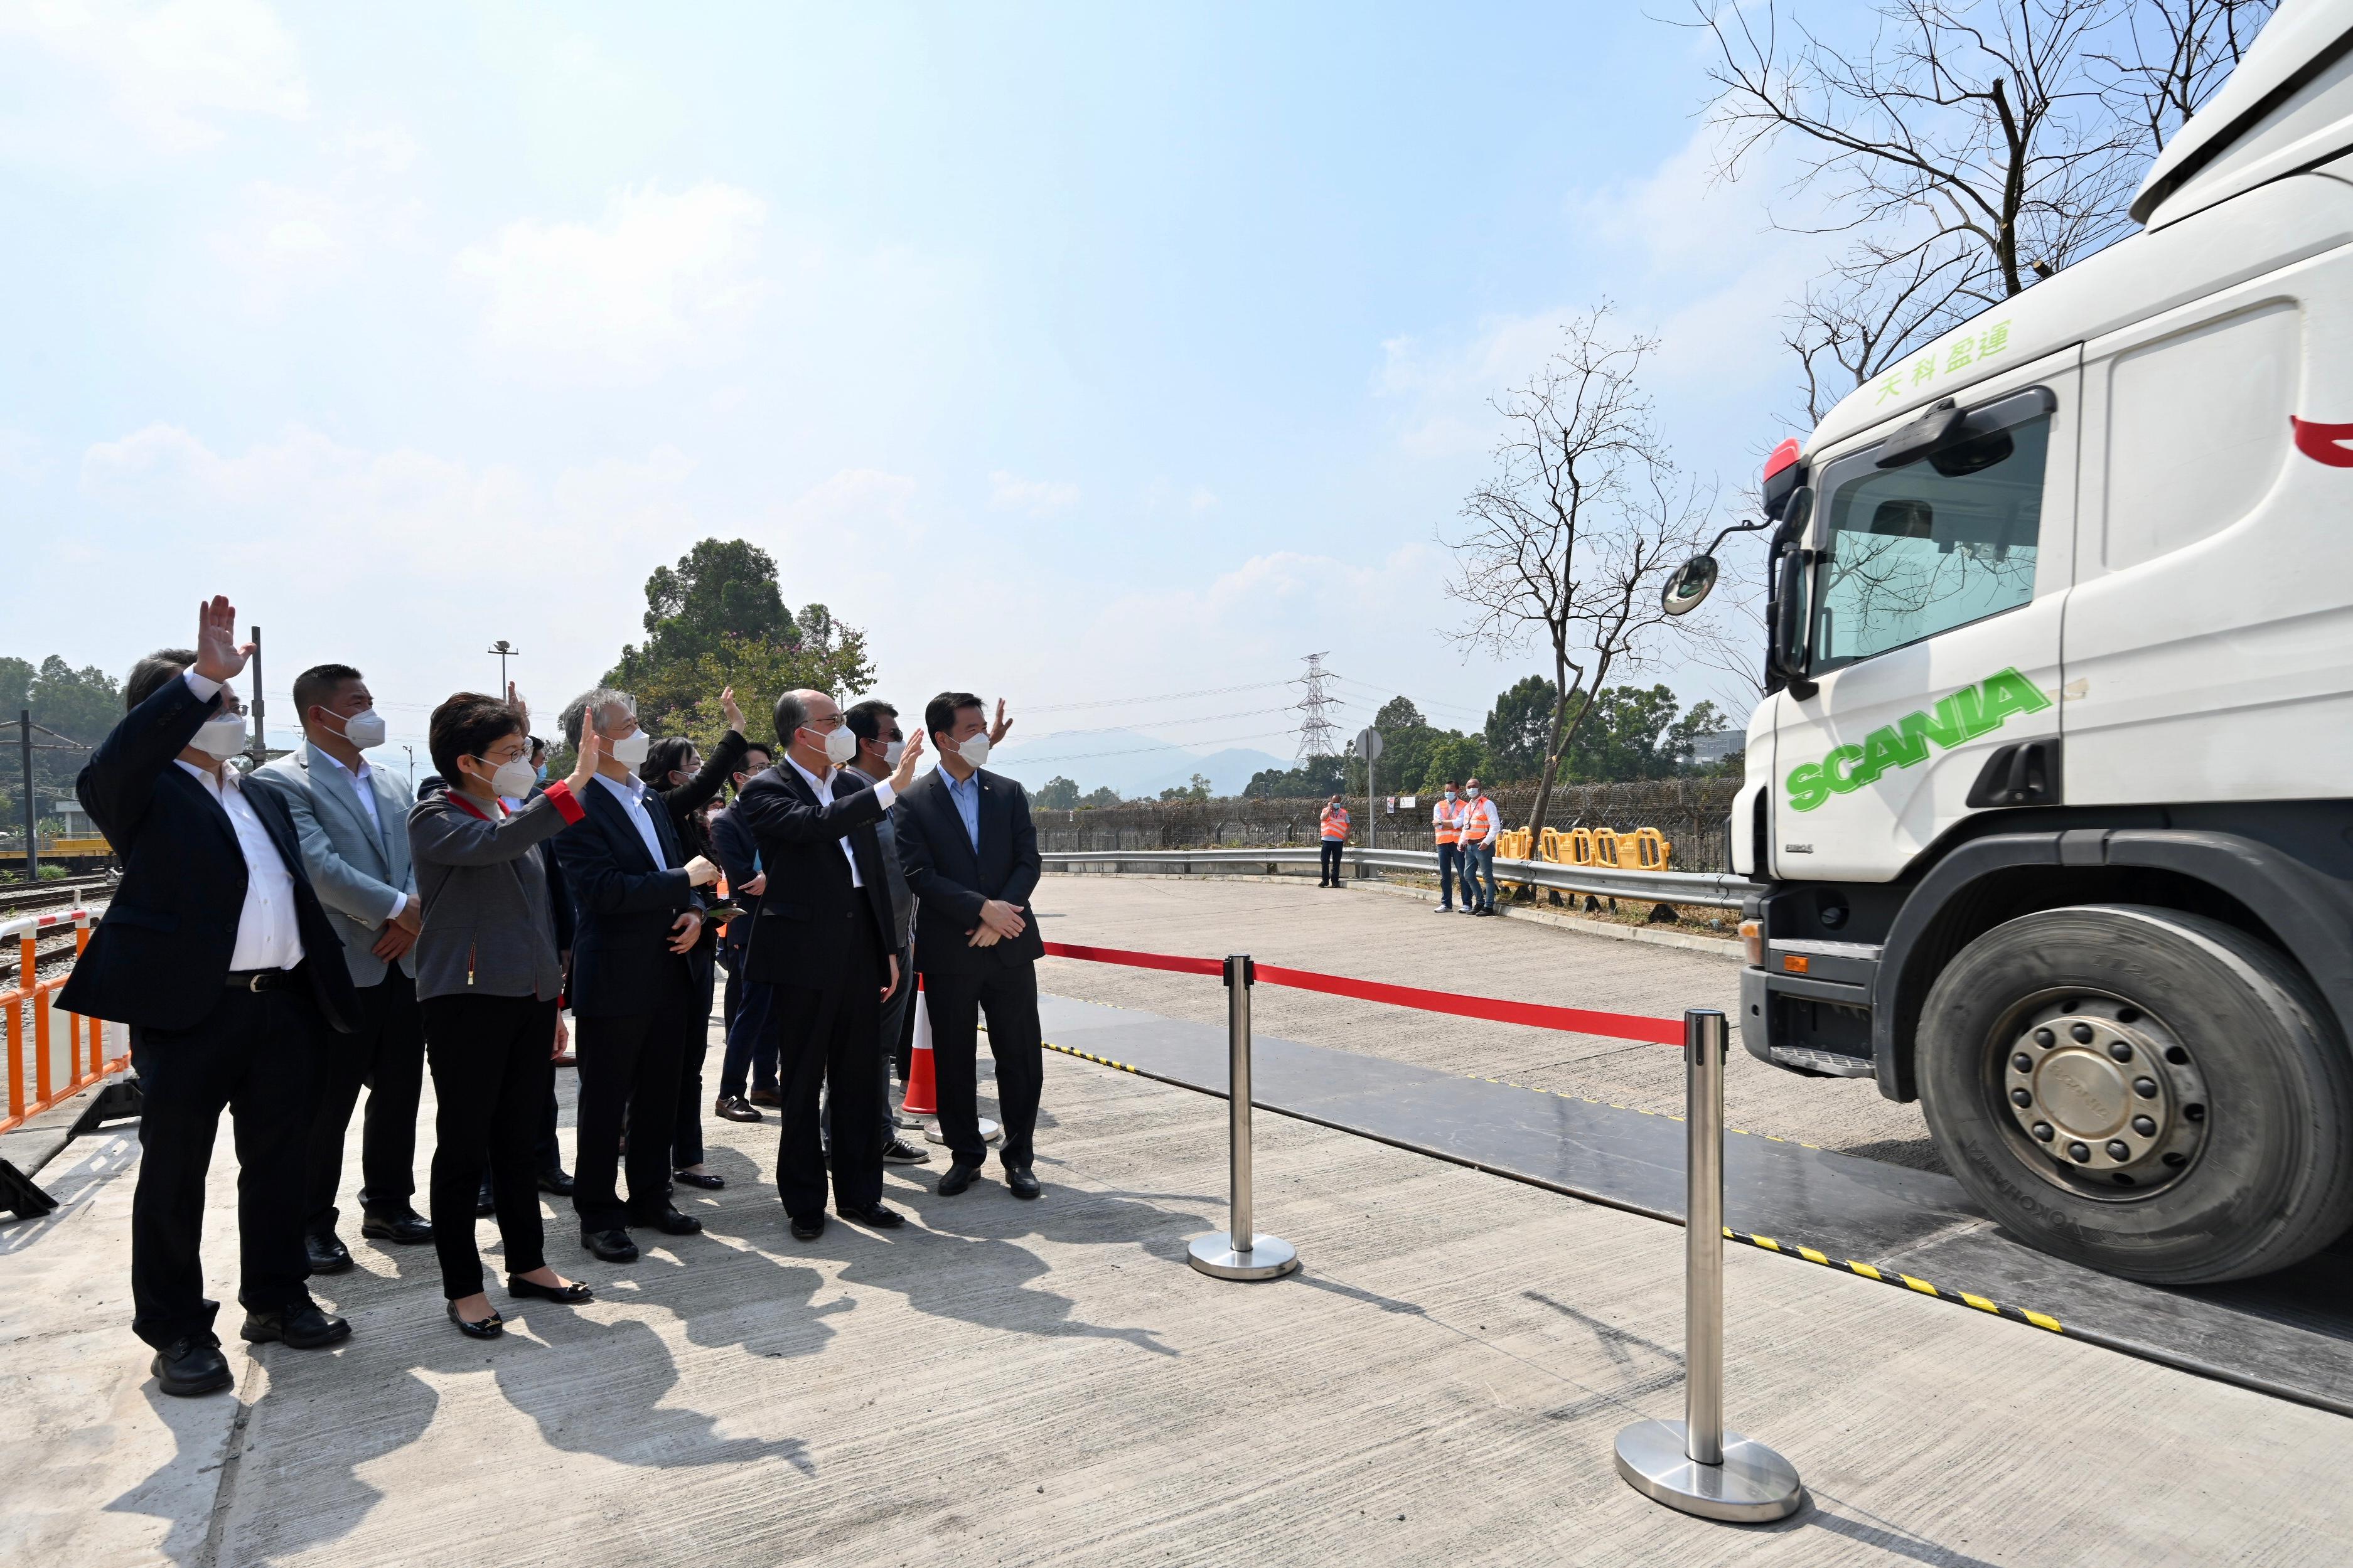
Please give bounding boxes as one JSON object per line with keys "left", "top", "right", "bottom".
{"left": 3, "top": 877, "right": 110, "bottom": 982}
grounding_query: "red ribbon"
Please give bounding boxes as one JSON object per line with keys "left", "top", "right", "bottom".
{"left": 1042, "top": 941, "right": 1681, "bottom": 1045}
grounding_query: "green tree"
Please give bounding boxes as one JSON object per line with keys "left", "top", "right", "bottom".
{"left": 1373, "top": 695, "right": 1425, "bottom": 730}
{"left": 1482, "top": 675, "right": 1557, "bottom": 781}
{"left": 1553, "top": 685, "right": 1729, "bottom": 782}
{"left": 1036, "top": 776, "right": 1080, "bottom": 809}
{"left": 1080, "top": 786, "right": 1123, "bottom": 808}
{"left": 1159, "top": 772, "right": 1212, "bottom": 803}
{"left": 1419, "top": 734, "right": 1492, "bottom": 792}
{"left": 603, "top": 540, "right": 876, "bottom": 749}
{"left": 1243, "top": 755, "right": 1346, "bottom": 799}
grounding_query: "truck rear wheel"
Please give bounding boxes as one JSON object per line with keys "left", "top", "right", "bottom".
{"left": 1916, "top": 904, "right": 2353, "bottom": 1284}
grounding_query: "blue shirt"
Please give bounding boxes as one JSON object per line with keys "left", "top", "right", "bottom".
{"left": 594, "top": 772, "right": 668, "bottom": 869}
{"left": 945, "top": 768, "right": 982, "bottom": 851}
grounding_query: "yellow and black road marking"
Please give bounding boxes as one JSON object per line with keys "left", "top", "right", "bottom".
{"left": 1723, "top": 1227, "right": 2064, "bottom": 1334}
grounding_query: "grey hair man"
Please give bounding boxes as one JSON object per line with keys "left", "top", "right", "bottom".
{"left": 547, "top": 685, "right": 721, "bottom": 1263}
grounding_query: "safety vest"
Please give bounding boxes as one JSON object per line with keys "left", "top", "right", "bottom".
{"left": 1461, "top": 795, "right": 1499, "bottom": 846}
{"left": 1319, "top": 804, "right": 1351, "bottom": 841}
{"left": 1432, "top": 797, "right": 1467, "bottom": 845}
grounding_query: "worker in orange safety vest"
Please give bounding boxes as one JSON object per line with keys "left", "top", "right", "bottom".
{"left": 1460, "top": 778, "right": 1501, "bottom": 916}
{"left": 1317, "top": 795, "right": 1351, "bottom": 887}
{"left": 1431, "top": 781, "right": 1468, "bottom": 913}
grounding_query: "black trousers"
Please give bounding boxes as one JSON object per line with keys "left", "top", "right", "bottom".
{"left": 304, "top": 968, "right": 424, "bottom": 1235}
{"left": 822, "top": 940, "right": 907, "bottom": 1147}
{"left": 925, "top": 961, "right": 1044, "bottom": 1169}
{"left": 421, "top": 994, "right": 556, "bottom": 1299}
{"left": 669, "top": 957, "right": 717, "bottom": 1170}
{"left": 129, "top": 979, "right": 324, "bottom": 1350}
{"left": 572, "top": 958, "right": 698, "bottom": 1232}
{"left": 1319, "top": 840, "right": 1344, "bottom": 883}
{"left": 769, "top": 919, "right": 885, "bottom": 1220}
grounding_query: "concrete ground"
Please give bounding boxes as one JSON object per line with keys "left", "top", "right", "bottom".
{"left": 8, "top": 1006, "right": 2352, "bottom": 1567}
{"left": 1037, "top": 875, "right": 1941, "bottom": 1170}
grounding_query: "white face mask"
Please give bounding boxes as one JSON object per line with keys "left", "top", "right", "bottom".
{"left": 193, "top": 712, "right": 249, "bottom": 759}
{"left": 882, "top": 739, "right": 906, "bottom": 767}
{"left": 956, "top": 732, "right": 991, "bottom": 767}
{"left": 608, "top": 728, "right": 651, "bottom": 768}
{"left": 817, "top": 726, "right": 858, "bottom": 766}
{"left": 330, "top": 708, "right": 387, "bottom": 750}
{"left": 481, "top": 757, "right": 537, "bottom": 799}
{"left": 1444, "top": 789, "right": 1458, "bottom": 802}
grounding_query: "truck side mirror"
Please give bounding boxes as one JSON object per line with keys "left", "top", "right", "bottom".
{"left": 1766, "top": 486, "right": 1817, "bottom": 696}
{"left": 1661, "top": 554, "right": 1718, "bottom": 616}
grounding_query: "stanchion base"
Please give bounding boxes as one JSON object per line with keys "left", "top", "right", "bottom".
{"left": 1187, "top": 1232, "right": 1298, "bottom": 1281}
{"left": 921, "top": 1117, "right": 1002, "bottom": 1146}
{"left": 1613, "top": 1419, "right": 1803, "bottom": 1523}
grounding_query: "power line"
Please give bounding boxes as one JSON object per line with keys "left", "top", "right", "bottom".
{"left": 1022, "top": 680, "right": 1294, "bottom": 714}
{"left": 998, "top": 725, "right": 1304, "bottom": 769}
{"left": 1293, "top": 653, "right": 1344, "bottom": 760}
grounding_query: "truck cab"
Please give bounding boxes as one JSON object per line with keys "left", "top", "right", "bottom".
{"left": 1708, "top": 0, "right": 2353, "bottom": 1283}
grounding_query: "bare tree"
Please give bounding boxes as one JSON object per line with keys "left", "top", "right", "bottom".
{"left": 1442, "top": 309, "right": 1716, "bottom": 840}
{"left": 1691, "top": 0, "right": 2276, "bottom": 412}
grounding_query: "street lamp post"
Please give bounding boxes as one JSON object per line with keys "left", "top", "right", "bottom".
{"left": 488, "top": 639, "right": 520, "bottom": 693}
{"left": 401, "top": 745, "right": 415, "bottom": 791}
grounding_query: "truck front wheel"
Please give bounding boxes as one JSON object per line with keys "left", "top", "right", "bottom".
{"left": 1916, "top": 904, "right": 2353, "bottom": 1284}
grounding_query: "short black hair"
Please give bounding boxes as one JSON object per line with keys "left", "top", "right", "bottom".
{"left": 925, "top": 691, "right": 985, "bottom": 744}
{"left": 739, "top": 740, "right": 773, "bottom": 767}
{"left": 844, "top": 698, "right": 899, "bottom": 743}
{"left": 292, "top": 663, "right": 364, "bottom": 725}
{"left": 429, "top": 692, "right": 527, "bottom": 785}
{"left": 126, "top": 648, "right": 198, "bottom": 710}
{"left": 528, "top": 735, "right": 547, "bottom": 760}
{"left": 642, "top": 735, "right": 697, "bottom": 786}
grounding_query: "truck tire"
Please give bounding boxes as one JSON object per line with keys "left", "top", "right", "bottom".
{"left": 1916, "top": 904, "right": 2353, "bottom": 1284}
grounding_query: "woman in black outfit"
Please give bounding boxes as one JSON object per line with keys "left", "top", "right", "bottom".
{"left": 408, "top": 693, "right": 601, "bottom": 1338}
{"left": 640, "top": 685, "right": 753, "bottom": 1192}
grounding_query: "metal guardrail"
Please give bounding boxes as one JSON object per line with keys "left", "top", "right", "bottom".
{"left": 1040, "top": 846, "right": 1761, "bottom": 910}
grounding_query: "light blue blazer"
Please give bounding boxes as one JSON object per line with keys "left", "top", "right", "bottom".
{"left": 249, "top": 740, "right": 419, "bottom": 986}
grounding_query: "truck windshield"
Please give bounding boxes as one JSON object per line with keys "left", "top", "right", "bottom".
{"left": 1807, "top": 403, "right": 2051, "bottom": 675}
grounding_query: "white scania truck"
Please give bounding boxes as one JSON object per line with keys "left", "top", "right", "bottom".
{"left": 1666, "top": 0, "right": 2353, "bottom": 1283}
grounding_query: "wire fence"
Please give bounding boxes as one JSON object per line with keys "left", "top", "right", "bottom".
{"left": 1032, "top": 778, "right": 1742, "bottom": 872}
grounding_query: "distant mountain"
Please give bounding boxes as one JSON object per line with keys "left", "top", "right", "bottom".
{"left": 985, "top": 729, "right": 1290, "bottom": 799}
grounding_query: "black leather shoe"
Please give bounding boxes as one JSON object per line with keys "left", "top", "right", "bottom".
{"left": 748, "top": 1087, "right": 783, "bottom": 1107}
{"left": 507, "top": 1274, "right": 594, "bottom": 1304}
{"left": 581, "top": 1229, "right": 640, "bottom": 1263}
{"left": 475, "top": 1179, "right": 495, "bottom": 1217}
{"left": 361, "top": 1210, "right": 433, "bottom": 1245}
{"left": 1005, "top": 1166, "right": 1042, "bottom": 1200}
{"left": 628, "top": 1207, "right": 702, "bottom": 1236}
{"left": 240, "top": 1301, "right": 352, "bottom": 1350}
{"left": 446, "top": 1299, "right": 503, "bottom": 1339}
{"left": 937, "top": 1158, "right": 987, "bottom": 1196}
{"left": 536, "top": 1167, "right": 576, "bottom": 1197}
{"left": 673, "top": 1168, "right": 725, "bottom": 1190}
{"left": 305, "top": 1231, "right": 354, "bottom": 1274}
{"left": 837, "top": 1202, "right": 906, "bottom": 1228}
{"left": 151, "top": 1336, "right": 232, "bottom": 1397}
{"left": 788, "top": 1212, "right": 826, "bottom": 1241}
{"left": 713, "top": 1096, "right": 763, "bottom": 1123}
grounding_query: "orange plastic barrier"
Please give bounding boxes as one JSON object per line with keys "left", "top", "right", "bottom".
{"left": 3, "top": 906, "right": 120, "bottom": 1134}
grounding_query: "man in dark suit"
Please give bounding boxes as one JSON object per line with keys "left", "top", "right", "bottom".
{"left": 708, "top": 740, "right": 778, "bottom": 1121}
{"left": 890, "top": 691, "right": 1047, "bottom": 1200}
{"left": 550, "top": 687, "right": 719, "bottom": 1264}
{"left": 838, "top": 699, "right": 929, "bottom": 1166}
{"left": 60, "top": 597, "right": 361, "bottom": 1397}
{"left": 734, "top": 689, "right": 925, "bottom": 1240}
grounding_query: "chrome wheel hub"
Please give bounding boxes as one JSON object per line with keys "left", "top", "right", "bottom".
{"left": 2000, "top": 993, "right": 2207, "bottom": 1197}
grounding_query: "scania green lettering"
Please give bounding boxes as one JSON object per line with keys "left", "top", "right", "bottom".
{"left": 1663, "top": 4, "right": 2353, "bottom": 1288}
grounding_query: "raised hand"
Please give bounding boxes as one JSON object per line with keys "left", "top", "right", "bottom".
{"left": 567, "top": 725, "right": 604, "bottom": 793}
{"left": 989, "top": 697, "right": 1014, "bottom": 745}
{"left": 193, "top": 596, "right": 254, "bottom": 683}
{"left": 720, "top": 686, "right": 744, "bottom": 734}
{"left": 508, "top": 681, "right": 531, "bottom": 724}
{"left": 889, "top": 727, "right": 925, "bottom": 791}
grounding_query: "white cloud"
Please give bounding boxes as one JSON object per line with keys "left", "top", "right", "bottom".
{"left": 453, "top": 181, "right": 769, "bottom": 377}
{"left": 0, "top": 428, "right": 48, "bottom": 483}
{"left": 206, "top": 139, "right": 427, "bottom": 308}
{"left": 987, "top": 470, "right": 1080, "bottom": 517}
{"left": 0, "top": 0, "right": 308, "bottom": 158}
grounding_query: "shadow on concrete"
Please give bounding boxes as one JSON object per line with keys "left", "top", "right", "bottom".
{"left": 1760, "top": 1500, "right": 2011, "bottom": 1568}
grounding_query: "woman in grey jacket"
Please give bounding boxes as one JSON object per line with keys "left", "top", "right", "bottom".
{"left": 408, "top": 691, "right": 601, "bottom": 1338}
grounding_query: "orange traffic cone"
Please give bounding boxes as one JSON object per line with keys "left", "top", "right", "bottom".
{"left": 900, "top": 976, "right": 939, "bottom": 1117}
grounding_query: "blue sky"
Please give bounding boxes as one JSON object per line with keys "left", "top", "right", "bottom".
{"left": 1, "top": 1, "right": 1833, "bottom": 779}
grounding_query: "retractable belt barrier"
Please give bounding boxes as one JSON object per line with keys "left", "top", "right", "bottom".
{"left": 1040, "top": 941, "right": 1684, "bottom": 1047}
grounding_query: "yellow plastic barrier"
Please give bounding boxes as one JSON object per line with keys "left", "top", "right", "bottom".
{"left": 1495, "top": 823, "right": 1675, "bottom": 891}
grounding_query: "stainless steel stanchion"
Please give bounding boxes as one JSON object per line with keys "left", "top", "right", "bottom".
{"left": 1614, "top": 1008, "right": 1803, "bottom": 1522}
{"left": 1188, "top": 954, "right": 1299, "bottom": 1281}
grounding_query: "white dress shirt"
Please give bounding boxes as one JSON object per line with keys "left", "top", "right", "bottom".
{"left": 785, "top": 754, "right": 895, "bottom": 888}
{"left": 174, "top": 669, "right": 305, "bottom": 973}
{"left": 321, "top": 747, "right": 405, "bottom": 918}
{"left": 594, "top": 771, "right": 671, "bottom": 868}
